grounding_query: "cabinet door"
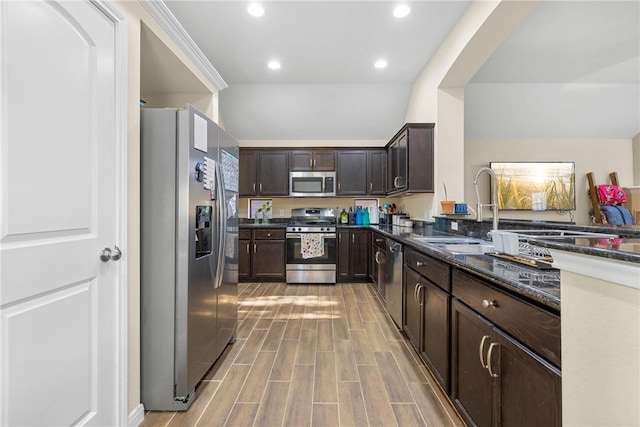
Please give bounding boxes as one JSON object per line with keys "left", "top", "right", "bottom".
{"left": 239, "top": 150, "right": 258, "bottom": 196}
{"left": 337, "top": 230, "right": 351, "bottom": 280}
{"left": 396, "top": 131, "right": 408, "bottom": 191}
{"left": 367, "top": 150, "right": 386, "bottom": 195}
{"left": 312, "top": 151, "right": 336, "bottom": 171}
{"left": 388, "top": 140, "right": 398, "bottom": 193}
{"left": 370, "top": 241, "right": 377, "bottom": 283}
{"left": 349, "top": 229, "right": 370, "bottom": 279}
{"left": 451, "top": 299, "right": 493, "bottom": 427}
{"left": 403, "top": 266, "right": 422, "bottom": 351}
{"left": 239, "top": 239, "right": 251, "bottom": 280}
{"left": 252, "top": 240, "right": 286, "bottom": 280}
{"left": 337, "top": 151, "right": 367, "bottom": 195}
{"left": 289, "top": 151, "right": 314, "bottom": 171}
{"left": 421, "top": 280, "right": 451, "bottom": 393}
{"left": 290, "top": 150, "right": 335, "bottom": 171}
{"left": 258, "top": 151, "right": 289, "bottom": 196}
{"left": 494, "top": 328, "right": 562, "bottom": 427}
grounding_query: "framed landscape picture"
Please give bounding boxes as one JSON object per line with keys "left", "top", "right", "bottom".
{"left": 489, "top": 162, "right": 575, "bottom": 211}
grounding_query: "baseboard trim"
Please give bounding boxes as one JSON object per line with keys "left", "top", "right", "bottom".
{"left": 128, "top": 403, "right": 145, "bottom": 427}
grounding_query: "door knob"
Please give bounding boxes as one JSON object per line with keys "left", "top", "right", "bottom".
{"left": 100, "top": 246, "right": 122, "bottom": 262}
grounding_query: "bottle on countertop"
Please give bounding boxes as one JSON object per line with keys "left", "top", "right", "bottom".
{"left": 340, "top": 208, "right": 348, "bottom": 224}
{"left": 363, "top": 207, "right": 370, "bottom": 225}
{"left": 355, "top": 206, "right": 363, "bottom": 225}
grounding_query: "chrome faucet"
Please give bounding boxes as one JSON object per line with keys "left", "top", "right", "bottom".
{"left": 473, "top": 167, "right": 499, "bottom": 231}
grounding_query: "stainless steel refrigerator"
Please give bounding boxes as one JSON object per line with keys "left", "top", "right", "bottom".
{"left": 140, "top": 106, "right": 239, "bottom": 411}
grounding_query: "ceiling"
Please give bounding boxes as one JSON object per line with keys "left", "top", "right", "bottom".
{"left": 162, "top": 0, "right": 639, "bottom": 141}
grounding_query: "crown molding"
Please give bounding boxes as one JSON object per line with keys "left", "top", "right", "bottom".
{"left": 141, "top": 0, "right": 228, "bottom": 91}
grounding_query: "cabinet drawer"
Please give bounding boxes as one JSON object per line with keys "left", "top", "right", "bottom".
{"left": 452, "top": 269, "right": 561, "bottom": 368}
{"left": 253, "top": 228, "right": 285, "bottom": 240}
{"left": 239, "top": 228, "right": 252, "bottom": 240}
{"left": 404, "top": 248, "right": 450, "bottom": 291}
{"left": 372, "top": 232, "right": 386, "bottom": 249}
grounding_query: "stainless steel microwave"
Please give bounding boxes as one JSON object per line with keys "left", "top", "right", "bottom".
{"left": 289, "top": 171, "right": 336, "bottom": 197}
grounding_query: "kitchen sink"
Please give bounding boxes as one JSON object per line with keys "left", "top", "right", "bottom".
{"left": 409, "top": 235, "right": 494, "bottom": 255}
{"left": 439, "top": 243, "right": 495, "bottom": 255}
{"left": 410, "top": 236, "right": 486, "bottom": 244}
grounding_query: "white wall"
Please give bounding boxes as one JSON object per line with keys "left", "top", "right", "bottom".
{"left": 465, "top": 138, "right": 634, "bottom": 224}
{"left": 465, "top": 83, "right": 639, "bottom": 139}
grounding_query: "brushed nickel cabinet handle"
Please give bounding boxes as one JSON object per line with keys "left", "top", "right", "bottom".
{"left": 267, "top": 233, "right": 271, "bottom": 237}
{"left": 253, "top": 183, "right": 256, "bottom": 192}
{"left": 414, "top": 283, "right": 420, "bottom": 304}
{"left": 479, "top": 335, "right": 490, "bottom": 369}
{"left": 253, "top": 243, "right": 256, "bottom": 253}
{"left": 417, "top": 285, "right": 425, "bottom": 306}
{"left": 370, "top": 182, "right": 373, "bottom": 192}
{"left": 352, "top": 234, "right": 355, "bottom": 244}
{"left": 309, "top": 158, "right": 313, "bottom": 168}
{"left": 482, "top": 299, "right": 497, "bottom": 309}
{"left": 246, "top": 244, "right": 250, "bottom": 254}
{"left": 260, "top": 183, "right": 263, "bottom": 192}
{"left": 416, "top": 261, "right": 425, "bottom": 267}
{"left": 487, "top": 343, "right": 499, "bottom": 377}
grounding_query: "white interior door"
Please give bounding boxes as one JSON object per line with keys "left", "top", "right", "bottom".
{"left": 0, "top": 1, "right": 124, "bottom": 425}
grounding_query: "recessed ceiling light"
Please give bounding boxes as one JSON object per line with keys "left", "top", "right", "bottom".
{"left": 247, "top": 4, "right": 265, "bottom": 17}
{"left": 374, "top": 59, "right": 388, "bottom": 69}
{"left": 268, "top": 60, "right": 281, "bottom": 70}
{"left": 393, "top": 5, "right": 411, "bottom": 18}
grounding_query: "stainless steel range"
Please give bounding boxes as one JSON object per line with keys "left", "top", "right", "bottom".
{"left": 286, "top": 208, "right": 337, "bottom": 284}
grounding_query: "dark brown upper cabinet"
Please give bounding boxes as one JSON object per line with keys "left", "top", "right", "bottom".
{"left": 336, "top": 150, "right": 368, "bottom": 196}
{"left": 387, "top": 124, "right": 434, "bottom": 195}
{"left": 289, "top": 150, "right": 336, "bottom": 171}
{"left": 239, "top": 149, "right": 289, "bottom": 197}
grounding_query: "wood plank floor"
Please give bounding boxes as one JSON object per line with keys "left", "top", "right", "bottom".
{"left": 141, "top": 282, "right": 465, "bottom": 427}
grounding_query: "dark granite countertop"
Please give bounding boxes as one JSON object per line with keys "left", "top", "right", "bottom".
{"left": 370, "top": 225, "right": 561, "bottom": 312}
{"left": 529, "top": 237, "right": 640, "bottom": 264}
{"left": 238, "top": 219, "right": 288, "bottom": 228}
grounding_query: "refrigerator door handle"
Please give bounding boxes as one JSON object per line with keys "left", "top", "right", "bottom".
{"left": 214, "top": 161, "right": 227, "bottom": 289}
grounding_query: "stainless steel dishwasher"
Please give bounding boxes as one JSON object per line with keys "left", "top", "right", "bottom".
{"left": 384, "top": 238, "right": 403, "bottom": 329}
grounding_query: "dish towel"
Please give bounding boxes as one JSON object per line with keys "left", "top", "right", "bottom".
{"left": 301, "top": 233, "right": 324, "bottom": 259}
{"left": 600, "top": 205, "right": 635, "bottom": 225}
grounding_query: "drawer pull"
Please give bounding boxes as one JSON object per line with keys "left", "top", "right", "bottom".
{"left": 487, "top": 343, "right": 499, "bottom": 378}
{"left": 479, "top": 335, "right": 490, "bottom": 369}
{"left": 482, "top": 299, "right": 497, "bottom": 309}
{"left": 416, "top": 261, "right": 426, "bottom": 267}
{"left": 375, "top": 238, "right": 383, "bottom": 243}
{"left": 267, "top": 233, "right": 271, "bottom": 237}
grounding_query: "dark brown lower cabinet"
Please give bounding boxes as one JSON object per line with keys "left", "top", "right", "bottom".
{"left": 337, "top": 228, "right": 370, "bottom": 282}
{"left": 238, "top": 228, "right": 286, "bottom": 282}
{"left": 253, "top": 239, "right": 286, "bottom": 280}
{"left": 403, "top": 265, "right": 450, "bottom": 392}
{"left": 238, "top": 238, "right": 251, "bottom": 281}
{"left": 451, "top": 299, "right": 562, "bottom": 427}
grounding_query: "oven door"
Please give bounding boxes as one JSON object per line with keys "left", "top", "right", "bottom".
{"left": 286, "top": 233, "right": 336, "bottom": 265}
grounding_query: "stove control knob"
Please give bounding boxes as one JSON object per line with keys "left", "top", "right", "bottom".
{"left": 297, "top": 227, "right": 302, "bottom": 232}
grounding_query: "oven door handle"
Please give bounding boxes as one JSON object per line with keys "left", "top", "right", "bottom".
{"left": 286, "top": 233, "right": 336, "bottom": 239}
